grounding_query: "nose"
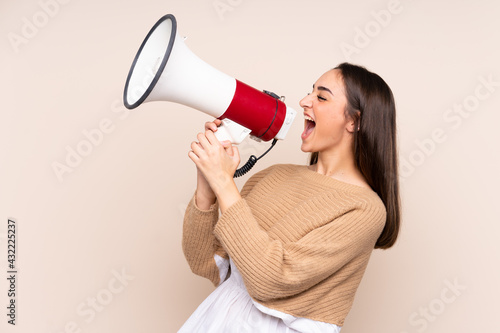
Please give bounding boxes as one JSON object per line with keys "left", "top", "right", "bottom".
{"left": 299, "top": 93, "right": 312, "bottom": 109}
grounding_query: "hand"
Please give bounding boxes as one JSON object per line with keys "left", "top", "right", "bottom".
{"left": 193, "top": 120, "right": 221, "bottom": 209}
{"left": 189, "top": 130, "right": 240, "bottom": 192}
{"left": 189, "top": 120, "right": 242, "bottom": 213}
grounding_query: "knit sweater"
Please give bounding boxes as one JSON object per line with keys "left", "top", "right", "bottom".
{"left": 182, "top": 164, "right": 386, "bottom": 326}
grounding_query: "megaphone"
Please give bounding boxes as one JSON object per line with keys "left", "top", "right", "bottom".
{"left": 123, "top": 14, "right": 296, "bottom": 146}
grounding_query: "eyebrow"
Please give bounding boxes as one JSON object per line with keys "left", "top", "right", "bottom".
{"left": 313, "top": 84, "right": 333, "bottom": 95}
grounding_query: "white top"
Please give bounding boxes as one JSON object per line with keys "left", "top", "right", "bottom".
{"left": 178, "top": 256, "right": 342, "bottom": 333}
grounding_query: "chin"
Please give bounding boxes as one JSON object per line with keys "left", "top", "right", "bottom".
{"left": 300, "top": 142, "right": 312, "bottom": 153}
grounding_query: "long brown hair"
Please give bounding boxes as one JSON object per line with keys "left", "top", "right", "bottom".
{"left": 310, "top": 63, "right": 400, "bottom": 249}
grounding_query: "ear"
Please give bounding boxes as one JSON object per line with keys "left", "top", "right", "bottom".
{"left": 346, "top": 111, "right": 361, "bottom": 133}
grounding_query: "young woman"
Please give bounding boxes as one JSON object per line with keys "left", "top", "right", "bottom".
{"left": 179, "top": 62, "right": 400, "bottom": 332}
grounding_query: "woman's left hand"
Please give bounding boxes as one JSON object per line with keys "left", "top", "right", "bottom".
{"left": 188, "top": 130, "right": 240, "bottom": 198}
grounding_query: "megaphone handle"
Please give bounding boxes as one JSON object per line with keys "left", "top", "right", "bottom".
{"left": 214, "top": 119, "right": 251, "bottom": 144}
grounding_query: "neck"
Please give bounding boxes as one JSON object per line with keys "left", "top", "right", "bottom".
{"left": 312, "top": 152, "right": 355, "bottom": 176}
{"left": 310, "top": 148, "right": 369, "bottom": 189}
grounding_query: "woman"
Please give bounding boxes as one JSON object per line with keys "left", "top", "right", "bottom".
{"left": 179, "top": 62, "right": 400, "bottom": 332}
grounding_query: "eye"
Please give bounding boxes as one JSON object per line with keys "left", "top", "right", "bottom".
{"left": 317, "top": 95, "right": 327, "bottom": 101}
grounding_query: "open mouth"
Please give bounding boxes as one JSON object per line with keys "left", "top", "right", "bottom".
{"left": 302, "top": 115, "right": 316, "bottom": 139}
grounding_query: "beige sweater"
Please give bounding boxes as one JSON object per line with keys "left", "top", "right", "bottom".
{"left": 182, "top": 164, "right": 386, "bottom": 326}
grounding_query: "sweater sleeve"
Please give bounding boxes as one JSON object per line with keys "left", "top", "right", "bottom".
{"left": 182, "top": 195, "right": 227, "bottom": 286}
{"left": 213, "top": 198, "right": 386, "bottom": 302}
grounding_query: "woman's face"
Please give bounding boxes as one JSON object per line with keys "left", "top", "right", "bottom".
{"left": 299, "top": 69, "right": 355, "bottom": 154}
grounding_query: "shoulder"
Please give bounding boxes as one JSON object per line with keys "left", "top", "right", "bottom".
{"left": 336, "top": 189, "right": 387, "bottom": 242}
{"left": 324, "top": 181, "right": 387, "bottom": 223}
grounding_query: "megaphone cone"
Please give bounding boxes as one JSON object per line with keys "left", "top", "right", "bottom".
{"left": 123, "top": 14, "right": 296, "bottom": 144}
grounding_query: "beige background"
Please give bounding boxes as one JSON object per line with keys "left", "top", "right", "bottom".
{"left": 1, "top": 0, "right": 499, "bottom": 332}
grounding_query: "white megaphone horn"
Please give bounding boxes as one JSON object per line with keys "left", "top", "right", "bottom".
{"left": 123, "top": 14, "right": 296, "bottom": 176}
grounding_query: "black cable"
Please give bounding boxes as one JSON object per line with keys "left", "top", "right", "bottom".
{"left": 233, "top": 139, "right": 278, "bottom": 178}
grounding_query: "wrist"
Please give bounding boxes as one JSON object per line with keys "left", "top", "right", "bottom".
{"left": 195, "top": 190, "right": 216, "bottom": 210}
{"left": 216, "top": 180, "right": 241, "bottom": 214}
{"left": 196, "top": 168, "right": 216, "bottom": 210}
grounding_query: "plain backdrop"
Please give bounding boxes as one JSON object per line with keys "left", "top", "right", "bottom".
{"left": 1, "top": 0, "right": 499, "bottom": 332}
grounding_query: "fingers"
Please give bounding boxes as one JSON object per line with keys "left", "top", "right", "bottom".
{"left": 192, "top": 131, "right": 222, "bottom": 158}
{"left": 231, "top": 146, "right": 240, "bottom": 163}
{"left": 197, "top": 131, "right": 212, "bottom": 149}
{"left": 221, "top": 140, "right": 233, "bottom": 156}
{"left": 192, "top": 129, "right": 223, "bottom": 158}
{"left": 188, "top": 146, "right": 201, "bottom": 167}
{"left": 204, "top": 119, "right": 222, "bottom": 132}
{"left": 204, "top": 122, "right": 218, "bottom": 132}
{"left": 187, "top": 150, "right": 198, "bottom": 163}
{"left": 189, "top": 129, "right": 234, "bottom": 164}
{"left": 204, "top": 129, "right": 223, "bottom": 147}
{"left": 189, "top": 141, "right": 203, "bottom": 158}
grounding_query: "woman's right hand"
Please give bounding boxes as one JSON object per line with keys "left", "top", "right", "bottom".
{"left": 194, "top": 119, "right": 222, "bottom": 210}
